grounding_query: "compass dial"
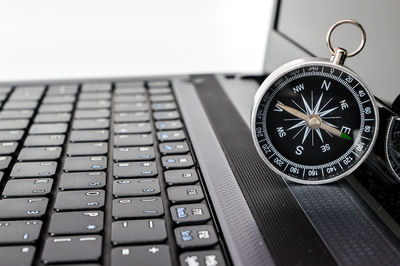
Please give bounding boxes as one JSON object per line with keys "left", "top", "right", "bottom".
{"left": 252, "top": 60, "right": 379, "bottom": 184}
{"left": 386, "top": 116, "right": 400, "bottom": 181}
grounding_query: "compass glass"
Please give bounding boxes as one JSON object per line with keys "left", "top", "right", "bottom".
{"left": 386, "top": 117, "right": 400, "bottom": 181}
{"left": 253, "top": 63, "right": 378, "bottom": 183}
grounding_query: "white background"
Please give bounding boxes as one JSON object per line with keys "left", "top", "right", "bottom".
{"left": 0, "top": 0, "right": 274, "bottom": 81}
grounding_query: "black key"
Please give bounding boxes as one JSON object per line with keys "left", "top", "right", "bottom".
{"left": 0, "top": 198, "right": 48, "bottom": 219}
{"left": 0, "top": 220, "right": 42, "bottom": 244}
{"left": 0, "top": 246, "right": 36, "bottom": 266}
{"left": 111, "top": 219, "right": 167, "bottom": 245}
{"left": 24, "top": 134, "right": 65, "bottom": 146}
{"left": 114, "top": 112, "right": 150, "bottom": 122}
{"left": 167, "top": 185, "right": 204, "bottom": 203}
{"left": 0, "top": 119, "right": 29, "bottom": 130}
{"left": 81, "top": 83, "right": 111, "bottom": 92}
{"left": 114, "top": 134, "right": 153, "bottom": 147}
{"left": 11, "top": 161, "right": 57, "bottom": 178}
{"left": 54, "top": 190, "right": 105, "bottom": 211}
{"left": 161, "top": 155, "right": 194, "bottom": 169}
{"left": 0, "top": 130, "right": 24, "bottom": 141}
{"left": 70, "top": 130, "right": 109, "bottom": 142}
{"left": 67, "top": 142, "right": 108, "bottom": 156}
{"left": 149, "top": 87, "right": 172, "bottom": 95}
{"left": 164, "top": 169, "right": 199, "bottom": 185}
{"left": 80, "top": 92, "right": 111, "bottom": 100}
{"left": 153, "top": 111, "right": 180, "bottom": 120}
{"left": 114, "top": 122, "right": 152, "bottom": 134}
{"left": 3, "top": 101, "right": 38, "bottom": 110}
{"left": 34, "top": 113, "right": 71, "bottom": 123}
{"left": 49, "top": 211, "right": 104, "bottom": 235}
{"left": 0, "top": 142, "right": 18, "bottom": 154}
{"left": 113, "top": 161, "right": 157, "bottom": 178}
{"left": 41, "top": 235, "right": 102, "bottom": 264}
{"left": 9, "top": 86, "right": 44, "bottom": 101}
{"left": 111, "top": 245, "right": 171, "bottom": 266}
{"left": 75, "top": 109, "right": 110, "bottom": 119}
{"left": 157, "top": 130, "right": 186, "bottom": 142}
{"left": 18, "top": 147, "right": 62, "bottom": 161}
{"left": 147, "top": 80, "right": 170, "bottom": 88}
{"left": 114, "top": 87, "right": 146, "bottom": 95}
{"left": 77, "top": 100, "right": 111, "bottom": 109}
{"left": 114, "top": 102, "right": 149, "bottom": 112}
{"left": 159, "top": 141, "right": 189, "bottom": 155}
{"left": 112, "top": 197, "right": 164, "bottom": 219}
{"left": 47, "top": 84, "right": 78, "bottom": 95}
{"left": 3, "top": 178, "right": 53, "bottom": 197}
{"left": 150, "top": 95, "right": 174, "bottom": 103}
{"left": 0, "top": 86, "right": 12, "bottom": 94}
{"left": 29, "top": 123, "right": 68, "bottom": 134}
{"left": 73, "top": 119, "right": 109, "bottom": 129}
{"left": 113, "top": 179, "right": 160, "bottom": 197}
{"left": 113, "top": 146, "right": 155, "bottom": 161}
{"left": 64, "top": 156, "right": 107, "bottom": 172}
{"left": 170, "top": 204, "right": 211, "bottom": 225}
{"left": 180, "top": 250, "right": 226, "bottom": 266}
{"left": 114, "top": 95, "right": 147, "bottom": 103}
{"left": 39, "top": 103, "right": 73, "bottom": 113}
{"left": 43, "top": 95, "right": 76, "bottom": 103}
{"left": 0, "top": 110, "right": 34, "bottom": 119}
{"left": 59, "top": 172, "right": 106, "bottom": 190}
{"left": 151, "top": 102, "right": 176, "bottom": 111}
{"left": 0, "top": 156, "right": 12, "bottom": 170}
{"left": 175, "top": 225, "right": 218, "bottom": 249}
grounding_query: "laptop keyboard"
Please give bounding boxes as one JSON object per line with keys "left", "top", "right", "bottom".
{"left": 0, "top": 81, "right": 227, "bottom": 266}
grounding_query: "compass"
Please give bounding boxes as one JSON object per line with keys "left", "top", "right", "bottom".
{"left": 251, "top": 20, "right": 379, "bottom": 184}
{"left": 385, "top": 116, "right": 400, "bottom": 182}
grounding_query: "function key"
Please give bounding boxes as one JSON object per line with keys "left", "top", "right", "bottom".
{"left": 10, "top": 161, "right": 57, "bottom": 178}
{"left": 63, "top": 156, "right": 107, "bottom": 172}
{"left": 113, "top": 178, "right": 160, "bottom": 197}
{"left": 161, "top": 155, "right": 194, "bottom": 169}
{"left": 164, "top": 169, "right": 199, "bottom": 185}
{"left": 113, "top": 146, "right": 155, "bottom": 161}
{"left": 112, "top": 245, "right": 171, "bottom": 266}
{"left": 9, "top": 86, "right": 45, "bottom": 101}
{"left": 3, "top": 178, "right": 53, "bottom": 197}
{"left": 112, "top": 197, "right": 164, "bottom": 219}
{"left": 0, "top": 220, "right": 42, "bottom": 244}
{"left": 0, "top": 198, "right": 49, "bottom": 219}
{"left": 180, "top": 250, "right": 226, "bottom": 266}
{"left": 147, "top": 80, "right": 170, "bottom": 88}
{"left": 111, "top": 219, "right": 167, "bottom": 245}
{"left": 0, "top": 246, "right": 36, "bottom": 266}
{"left": 159, "top": 141, "right": 189, "bottom": 155}
{"left": 170, "top": 204, "right": 211, "bottom": 225}
{"left": 24, "top": 134, "right": 65, "bottom": 147}
{"left": 59, "top": 172, "right": 106, "bottom": 190}
{"left": 175, "top": 225, "right": 218, "bottom": 249}
{"left": 48, "top": 211, "right": 104, "bottom": 235}
{"left": 47, "top": 84, "right": 78, "bottom": 95}
{"left": 41, "top": 235, "right": 102, "bottom": 264}
{"left": 157, "top": 130, "right": 186, "bottom": 142}
{"left": 81, "top": 83, "right": 111, "bottom": 92}
{"left": 167, "top": 185, "right": 204, "bottom": 204}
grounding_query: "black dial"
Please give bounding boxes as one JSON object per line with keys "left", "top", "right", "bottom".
{"left": 386, "top": 116, "right": 400, "bottom": 181}
{"left": 252, "top": 61, "right": 378, "bottom": 184}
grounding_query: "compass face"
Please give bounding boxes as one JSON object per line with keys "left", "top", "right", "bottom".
{"left": 252, "top": 60, "right": 379, "bottom": 184}
{"left": 386, "top": 117, "right": 400, "bottom": 181}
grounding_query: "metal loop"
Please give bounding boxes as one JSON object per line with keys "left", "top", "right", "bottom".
{"left": 326, "top": 19, "right": 366, "bottom": 58}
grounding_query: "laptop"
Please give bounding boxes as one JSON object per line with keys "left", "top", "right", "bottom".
{"left": 0, "top": 0, "right": 399, "bottom": 265}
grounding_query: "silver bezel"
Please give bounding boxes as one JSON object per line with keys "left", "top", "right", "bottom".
{"left": 384, "top": 116, "right": 400, "bottom": 183}
{"left": 251, "top": 57, "right": 380, "bottom": 185}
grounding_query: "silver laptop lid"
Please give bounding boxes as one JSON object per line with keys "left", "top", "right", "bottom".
{"left": 264, "top": 0, "right": 400, "bottom": 106}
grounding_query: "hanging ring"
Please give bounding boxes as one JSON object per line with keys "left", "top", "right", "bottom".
{"left": 326, "top": 19, "right": 366, "bottom": 58}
